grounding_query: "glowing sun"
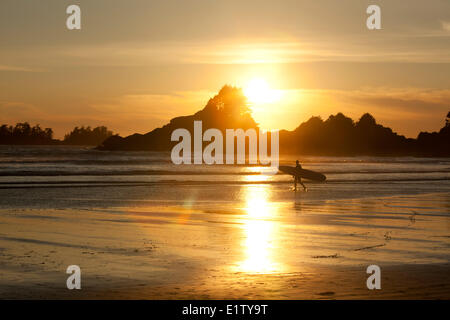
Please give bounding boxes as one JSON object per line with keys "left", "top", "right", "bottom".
{"left": 244, "top": 78, "right": 282, "bottom": 104}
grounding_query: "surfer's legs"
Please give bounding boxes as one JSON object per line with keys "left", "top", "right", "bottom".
{"left": 294, "top": 177, "right": 297, "bottom": 191}
{"left": 299, "top": 179, "right": 307, "bottom": 191}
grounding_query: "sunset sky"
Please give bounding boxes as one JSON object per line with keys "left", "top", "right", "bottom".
{"left": 1, "top": 0, "right": 449, "bottom": 138}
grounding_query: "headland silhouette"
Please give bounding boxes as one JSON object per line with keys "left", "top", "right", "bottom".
{"left": 1, "top": 85, "right": 449, "bottom": 156}
{"left": 98, "top": 86, "right": 450, "bottom": 156}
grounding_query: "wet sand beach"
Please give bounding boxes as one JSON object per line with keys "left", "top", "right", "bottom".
{"left": 0, "top": 186, "right": 449, "bottom": 299}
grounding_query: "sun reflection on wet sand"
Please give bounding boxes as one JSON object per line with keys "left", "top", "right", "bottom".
{"left": 237, "top": 185, "right": 282, "bottom": 274}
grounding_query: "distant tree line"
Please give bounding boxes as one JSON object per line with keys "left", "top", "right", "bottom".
{"left": 63, "top": 126, "right": 114, "bottom": 145}
{"left": 280, "top": 111, "right": 450, "bottom": 156}
{"left": 0, "top": 123, "right": 54, "bottom": 145}
{"left": 415, "top": 111, "right": 450, "bottom": 156}
{"left": 0, "top": 123, "right": 114, "bottom": 146}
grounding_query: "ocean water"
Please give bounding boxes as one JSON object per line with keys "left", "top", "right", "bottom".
{"left": 0, "top": 145, "right": 449, "bottom": 209}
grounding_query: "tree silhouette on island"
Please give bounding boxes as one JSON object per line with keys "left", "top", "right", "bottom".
{"left": 98, "top": 85, "right": 449, "bottom": 156}
{"left": 1, "top": 85, "right": 449, "bottom": 156}
{"left": 63, "top": 126, "right": 114, "bottom": 146}
{"left": 0, "top": 123, "right": 113, "bottom": 146}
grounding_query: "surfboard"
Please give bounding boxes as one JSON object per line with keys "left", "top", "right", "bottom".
{"left": 278, "top": 165, "right": 326, "bottom": 182}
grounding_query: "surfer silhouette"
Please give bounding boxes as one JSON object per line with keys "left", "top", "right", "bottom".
{"left": 294, "top": 160, "right": 307, "bottom": 191}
